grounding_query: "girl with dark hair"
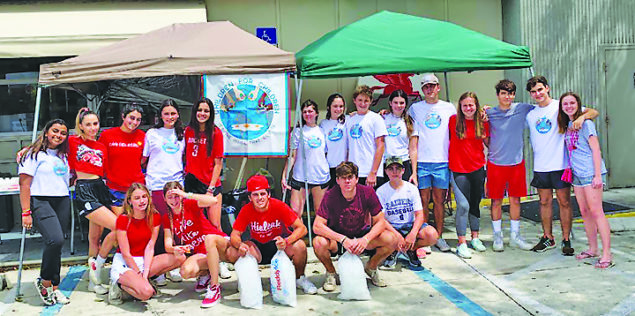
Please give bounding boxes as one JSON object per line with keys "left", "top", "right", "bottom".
{"left": 282, "top": 99, "right": 330, "bottom": 217}
{"left": 19, "top": 119, "right": 71, "bottom": 306}
{"left": 107, "top": 183, "right": 184, "bottom": 304}
{"left": 161, "top": 181, "right": 230, "bottom": 308}
{"left": 557, "top": 92, "right": 612, "bottom": 269}
{"left": 383, "top": 89, "right": 417, "bottom": 183}
{"left": 448, "top": 92, "right": 489, "bottom": 259}
{"left": 319, "top": 93, "right": 347, "bottom": 188}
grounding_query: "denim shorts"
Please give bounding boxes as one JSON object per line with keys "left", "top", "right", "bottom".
{"left": 572, "top": 174, "right": 607, "bottom": 187}
{"left": 417, "top": 162, "right": 450, "bottom": 190}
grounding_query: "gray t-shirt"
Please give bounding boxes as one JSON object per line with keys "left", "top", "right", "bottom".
{"left": 486, "top": 103, "right": 534, "bottom": 165}
{"left": 566, "top": 120, "right": 607, "bottom": 178}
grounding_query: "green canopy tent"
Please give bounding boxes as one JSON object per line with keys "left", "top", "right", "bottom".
{"left": 289, "top": 11, "right": 533, "bottom": 241}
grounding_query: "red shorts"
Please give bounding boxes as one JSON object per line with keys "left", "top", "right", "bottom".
{"left": 486, "top": 161, "right": 527, "bottom": 199}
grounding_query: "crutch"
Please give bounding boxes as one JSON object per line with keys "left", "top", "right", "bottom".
{"left": 15, "top": 226, "right": 27, "bottom": 301}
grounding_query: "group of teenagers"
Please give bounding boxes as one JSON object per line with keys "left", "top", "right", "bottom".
{"left": 17, "top": 73, "right": 614, "bottom": 309}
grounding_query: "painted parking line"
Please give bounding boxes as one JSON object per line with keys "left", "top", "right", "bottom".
{"left": 412, "top": 266, "right": 492, "bottom": 316}
{"left": 41, "top": 265, "right": 86, "bottom": 316}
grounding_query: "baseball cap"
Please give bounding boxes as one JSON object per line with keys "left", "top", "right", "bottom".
{"left": 246, "top": 175, "right": 270, "bottom": 192}
{"left": 385, "top": 156, "right": 404, "bottom": 168}
{"left": 421, "top": 73, "right": 439, "bottom": 86}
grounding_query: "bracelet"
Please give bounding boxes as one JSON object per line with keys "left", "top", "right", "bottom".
{"left": 339, "top": 236, "right": 347, "bottom": 244}
{"left": 206, "top": 187, "right": 214, "bottom": 193}
{"left": 362, "top": 236, "right": 370, "bottom": 243}
{"left": 22, "top": 208, "right": 30, "bottom": 213}
{"left": 22, "top": 211, "right": 32, "bottom": 217}
{"left": 186, "top": 192, "right": 193, "bottom": 199}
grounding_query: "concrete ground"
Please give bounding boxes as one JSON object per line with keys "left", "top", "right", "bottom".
{"left": 0, "top": 189, "right": 634, "bottom": 316}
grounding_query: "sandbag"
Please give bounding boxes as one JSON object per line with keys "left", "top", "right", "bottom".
{"left": 337, "top": 251, "right": 371, "bottom": 301}
{"left": 270, "top": 250, "right": 297, "bottom": 307}
{"left": 235, "top": 254, "right": 263, "bottom": 309}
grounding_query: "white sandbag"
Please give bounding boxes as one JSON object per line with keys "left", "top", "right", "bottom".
{"left": 234, "top": 254, "right": 263, "bottom": 309}
{"left": 337, "top": 251, "right": 371, "bottom": 301}
{"left": 270, "top": 250, "right": 297, "bottom": 307}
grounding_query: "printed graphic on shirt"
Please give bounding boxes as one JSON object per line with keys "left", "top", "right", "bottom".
{"left": 535, "top": 116, "right": 552, "bottom": 134}
{"left": 162, "top": 135, "right": 181, "bottom": 154}
{"left": 386, "top": 123, "right": 401, "bottom": 137}
{"left": 306, "top": 136, "right": 322, "bottom": 148}
{"left": 327, "top": 127, "right": 344, "bottom": 141}
{"left": 173, "top": 217, "right": 206, "bottom": 250}
{"left": 338, "top": 207, "right": 364, "bottom": 228}
{"left": 384, "top": 198, "right": 414, "bottom": 221}
{"left": 53, "top": 162, "right": 68, "bottom": 176}
{"left": 349, "top": 124, "right": 363, "bottom": 139}
{"left": 424, "top": 113, "right": 442, "bottom": 129}
{"left": 76, "top": 144, "right": 103, "bottom": 167}
{"left": 250, "top": 220, "right": 282, "bottom": 238}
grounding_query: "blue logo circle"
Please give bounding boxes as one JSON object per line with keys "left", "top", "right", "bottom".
{"left": 424, "top": 113, "right": 442, "bottom": 129}
{"left": 535, "top": 117, "right": 552, "bottom": 134}
{"left": 327, "top": 128, "right": 343, "bottom": 141}
{"left": 162, "top": 137, "right": 180, "bottom": 154}
{"left": 219, "top": 84, "right": 274, "bottom": 141}
{"left": 349, "top": 124, "right": 363, "bottom": 139}
{"left": 387, "top": 124, "right": 401, "bottom": 137}
{"left": 306, "top": 136, "right": 322, "bottom": 148}
{"left": 53, "top": 162, "right": 68, "bottom": 177}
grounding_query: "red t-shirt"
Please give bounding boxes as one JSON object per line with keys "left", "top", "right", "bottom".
{"left": 448, "top": 115, "right": 489, "bottom": 173}
{"left": 98, "top": 127, "right": 146, "bottom": 191}
{"left": 162, "top": 199, "right": 226, "bottom": 254}
{"left": 184, "top": 126, "right": 224, "bottom": 187}
{"left": 233, "top": 198, "right": 297, "bottom": 244}
{"left": 116, "top": 213, "right": 161, "bottom": 257}
{"left": 68, "top": 135, "right": 107, "bottom": 177}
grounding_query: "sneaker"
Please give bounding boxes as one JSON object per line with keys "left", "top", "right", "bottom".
{"left": 415, "top": 247, "right": 427, "bottom": 259}
{"left": 406, "top": 250, "right": 421, "bottom": 267}
{"left": 219, "top": 262, "right": 232, "bottom": 279}
{"left": 87, "top": 257, "right": 102, "bottom": 285}
{"left": 493, "top": 232, "right": 504, "bottom": 252}
{"left": 421, "top": 246, "right": 432, "bottom": 255}
{"left": 364, "top": 267, "right": 387, "bottom": 287}
{"left": 470, "top": 239, "right": 486, "bottom": 252}
{"left": 167, "top": 268, "right": 183, "bottom": 282}
{"left": 383, "top": 252, "right": 397, "bottom": 268}
{"left": 296, "top": 275, "right": 318, "bottom": 294}
{"left": 149, "top": 279, "right": 162, "bottom": 298}
{"left": 322, "top": 272, "right": 337, "bottom": 292}
{"left": 509, "top": 232, "right": 533, "bottom": 250}
{"left": 108, "top": 280, "right": 123, "bottom": 305}
{"left": 435, "top": 238, "right": 451, "bottom": 252}
{"left": 154, "top": 274, "right": 168, "bottom": 287}
{"left": 52, "top": 289, "right": 70, "bottom": 305}
{"left": 34, "top": 278, "right": 56, "bottom": 306}
{"left": 201, "top": 284, "right": 221, "bottom": 308}
{"left": 456, "top": 243, "right": 472, "bottom": 259}
{"left": 561, "top": 240, "right": 575, "bottom": 256}
{"left": 531, "top": 236, "right": 556, "bottom": 252}
{"left": 195, "top": 274, "right": 211, "bottom": 293}
{"left": 89, "top": 280, "right": 109, "bottom": 295}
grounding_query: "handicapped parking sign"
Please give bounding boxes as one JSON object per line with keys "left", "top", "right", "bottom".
{"left": 256, "top": 27, "right": 277, "bottom": 45}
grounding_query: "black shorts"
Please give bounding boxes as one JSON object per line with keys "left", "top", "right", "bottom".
{"left": 289, "top": 178, "right": 329, "bottom": 190}
{"left": 531, "top": 170, "right": 571, "bottom": 190}
{"left": 252, "top": 239, "right": 278, "bottom": 265}
{"left": 75, "top": 178, "right": 116, "bottom": 217}
{"left": 357, "top": 177, "right": 384, "bottom": 189}
{"left": 330, "top": 227, "right": 376, "bottom": 257}
{"left": 185, "top": 173, "right": 222, "bottom": 196}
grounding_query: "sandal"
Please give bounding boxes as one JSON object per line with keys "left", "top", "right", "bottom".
{"left": 575, "top": 251, "right": 598, "bottom": 260}
{"left": 594, "top": 260, "right": 614, "bottom": 269}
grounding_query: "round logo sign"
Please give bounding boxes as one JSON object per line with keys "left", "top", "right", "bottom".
{"left": 219, "top": 84, "right": 274, "bottom": 141}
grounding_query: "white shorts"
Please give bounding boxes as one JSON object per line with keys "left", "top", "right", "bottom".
{"left": 110, "top": 253, "right": 145, "bottom": 283}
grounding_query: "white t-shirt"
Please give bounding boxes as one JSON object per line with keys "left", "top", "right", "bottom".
{"left": 383, "top": 113, "right": 416, "bottom": 161}
{"left": 18, "top": 149, "right": 70, "bottom": 197}
{"left": 143, "top": 127, "right": 185, "bottom": 191}
{"left": 408, "top": 100, "right": 456, "bottom": 163}
{"left": 526, "top": 99, "right": 567, "bottom": 172}
{"left": 319, "top": 119, "right": 347, "bottom": 168}
{"left": 376, "top": 181, "right": 423, "bottom": 230}
{"left": 291, "top": 125, "right": 330, "bottom": 184}
{"left": 345, "top": 111, "right": 388, "bottom": 177}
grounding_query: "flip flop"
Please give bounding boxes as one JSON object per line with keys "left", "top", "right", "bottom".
{"left": 575, "top": 251, "right": 598, "bottom": 260}
{"left": 594, "top": 260, "right": 614, "bottom": 269}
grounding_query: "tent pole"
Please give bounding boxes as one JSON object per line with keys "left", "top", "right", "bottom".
{"left": 529, "top": 66, "right": 535, "bottom": 77}
{"left": 297, "top": 79, "right": 313, "bottom": 247}
{"left": 31, "top": 86, "right": 42, "bottom": 142}
{"left": 283, "top": 76, "right": 303, "bottom": 202}
{"left": 443, "top": 72, "right": 450, "bottom": 101}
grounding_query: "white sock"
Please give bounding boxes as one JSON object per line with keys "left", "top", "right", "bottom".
{"left": 492, "top": 220, "right": 502, "bottom": 233}
{"left": 510, "top": 220, "right": 520, "bottom": 235}
{"left": 96, "top": 255, "right": 107, "bottom": 268}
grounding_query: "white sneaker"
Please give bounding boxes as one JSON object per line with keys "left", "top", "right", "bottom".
{"left": 219, "top": 262, "right": 232, "bottom": 279}
{"left": 296, "top": 275, "right": 317, "bottom": 295}
{"left": 510, "top": 232, "right": 533, "bottom": 250}
{"left": 52, "top": 289, "right": 70, "bottom": 305}
{"left": 167, "top": 268, "right": 183, "bottom": 282}
{"left": 421, "top": 246, "right": 432, "bottom": 254}
{"left": 493, "top": 232, "right": 504, "bottom": 252}
{"left": 87, "top": 257, "right": 102, "bottom": 285}
{"left": 154, "top": 274, "right": 167, "bottom": 287}
{"left": 322, "top": 272, "right": 337, "bottom": 292}
{"left": 89, "top": 280, "right": 109, "bottom": 295}
{"left": 108, "top": 280, "right": 123, "bottom": 305}
{"left": 456, "top": 243, "right": 472, "bottom": 259}
{"left": 195, "top": 274, "right": 211, "bottom": 293}
{"left": 470, "top": 238, "right": 487, "bottom": 252}
{"left": 435, "top": 238, "right": 451, "bottom": 252}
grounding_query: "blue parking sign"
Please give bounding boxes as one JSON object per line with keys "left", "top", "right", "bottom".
{"left": 256, "top": 27, "right": 277, "bottom": 45}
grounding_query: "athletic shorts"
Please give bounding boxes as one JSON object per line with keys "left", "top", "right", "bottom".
{"left": 109, "top": 189, "right": 126, "bottom": 207}
{"left": 417, "top": 162, "right": 450, "bottom": 190}
{"left": 252, "top": 239, "right": 278, "bottom": 265}
{"left": 357, "top": 177, "right": 385, "bottom": 189}
{"left": 75, "top": 178, "right": 116, "bottom": 217}
{"left": 110, "top": 253, "right": 145, "bottom": 283}
{"left": 289, "top": 177, "right": 329, "bottom": 190}
{"left": 185, "top": 173, "right": 222, "bottom": 196}
{"left": 486, "top": 161, "right": 527, "bottom": 199}
{"left": 395, "top": 223, "right": 429, "bottom": 237}
{"left": 531, "top": 170, "right": 571, "bottom": 190}
{"left": 572, "top": 174, "right": 607, "bottom": 187}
